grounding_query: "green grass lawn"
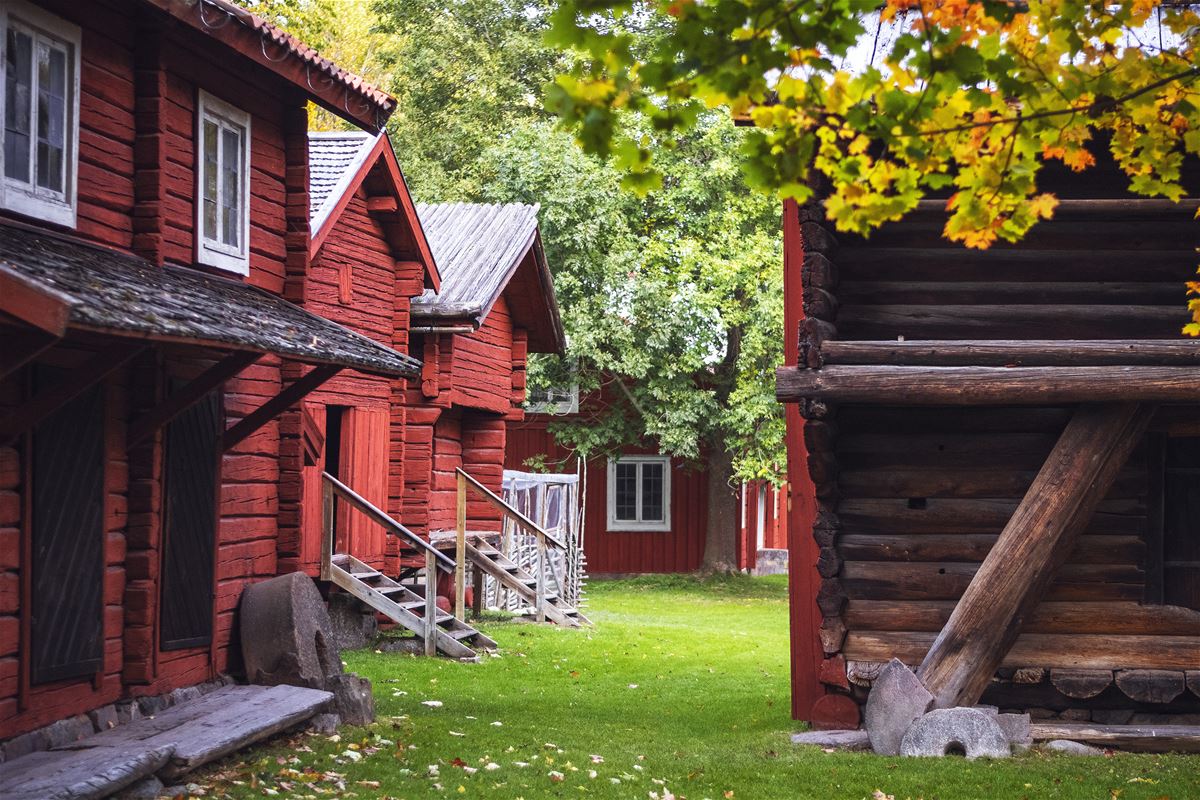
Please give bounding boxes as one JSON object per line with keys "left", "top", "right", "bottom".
{"left": 194, "top": 575, "right": 1200, "bottom": 799}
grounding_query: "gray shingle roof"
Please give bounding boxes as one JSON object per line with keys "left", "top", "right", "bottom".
{"left": 0, "top": 221, "right": 420, "bottom": 378}
{"left": 411, "top": 203, "right": 540, "bottom": 320}
{"left": 309, "top": 131, "right": 376, "bottom": 231}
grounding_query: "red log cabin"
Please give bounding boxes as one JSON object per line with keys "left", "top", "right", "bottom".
{"left": 401, "top": 202, "right": 565, "bottom": 548}
{"left": 0, "top": 0, "right": 421, "bottom": 743}
{"left": 297, "top": 130, "right": 440, "bottom": 577}
{"left": 777, "top": 152, "right": 1200, "bottom": 727}
{"left": 507, "top": 398, "right": 789, "bottom": 575}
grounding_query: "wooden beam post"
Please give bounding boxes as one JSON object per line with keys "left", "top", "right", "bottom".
{"left": 424, "top": 549, "right": 437, "bottom": 657}
{"left": 320, "top": 475, "right": 335, "bottom": 582}
{"left": 917, "top": 403, "right": 1151, "bottom": 709}
{"left": 222, "top": 365, "right": 339, "bottom": 451}
{"left": 0, "top": 265, "right": 73, "bottom": 336}
{"left": 0, "top": 342, "right": 146, "bottom": 443}
{"left": 455, "top": 471, "right": 467, "bottom": 622}
{"left": 128, "top": 350, "right": 260, "bottom": 446}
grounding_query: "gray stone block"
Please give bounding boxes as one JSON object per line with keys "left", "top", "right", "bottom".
{"left": 1, "top": 730, "right": 42, "bottom": 761}
{"left": 138, "top": 695, "right": 169, "bottom": 717}
{"left": 327, "top": 593, "right": 378, "bottom": 651}
{"left": 115, "top": 700, "right": 143, "bottom": 726}
{"left": 89, "top": 703, "right": 119, "bottom": 733}
{"left": 900, "top": 708, "right": 1011, "bottom": 760}
{"left": 328, "top": 673, "right": 375, "bottom": 726}
{"left": 240, "top": 572, "right": 342, "bottom": 690}
{"left": 168, "top": 686, "right": 202, "bottom": 707}
{"left": 996, "top": 713, "right": 1032, "bottom": 751}
{"left": 864, "top": 658, "right": 933, "bottom": 756}
{"left": 309, "top": 713, "right": 341, "bottom": 734}
{"left": 114, "top": 775, "right": 166, "bottom": 799}
{"left": 791, "top": 729, "right": 871, "bottom": 750}
{"left": 44, "top": 714, "right": 95, "bottom": 748}
{"left": 378, "top": 637, "right": 424, "bottom": 655}
{"left": 1043, "top": 739, "right": 1104, "bottom": 756}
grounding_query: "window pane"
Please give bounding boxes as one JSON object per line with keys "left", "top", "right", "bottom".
{"left": 220, "top": 126, "right": 240, "bottom": 248}
{"left": 36, "top": 42, "right": 66, "bottom": 192}
{"left": 5, "top": 29, "right": 32, "bottom": 183}
{"left": 202, "top": 119, "right": 218, "bottom": 241}
{"left": 614, "top": 462, "right": 637, "bottom": 521}
{"left": 640, "top": 462, "right": 664, "bottom": 522}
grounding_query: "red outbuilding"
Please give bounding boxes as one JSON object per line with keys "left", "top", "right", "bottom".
{"left": 508, "top": 399, "right": 789, "bottom": 575}
{"left": 402, "top": 203, "right": 565, "bottom": 547}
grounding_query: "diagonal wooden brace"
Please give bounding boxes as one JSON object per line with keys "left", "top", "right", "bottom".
{"left": 917, "top": 402, "right": 1151, "bottom": 709}
{"left": 221, "top": 365, "right": 340, "bottom": 452}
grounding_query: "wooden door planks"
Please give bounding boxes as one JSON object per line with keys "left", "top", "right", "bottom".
{"left": 916, "top": 403, "right": 1152, "bottom": 709}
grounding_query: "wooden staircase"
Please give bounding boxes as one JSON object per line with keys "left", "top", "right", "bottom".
{"left": 449, "top": 468, "right": 591, "bottom": 627}
{"left": 321, "top": 473, "right": 497, "bottom": 660}
{"left": 459, "top": 537, "right": 590, "bottom": 627}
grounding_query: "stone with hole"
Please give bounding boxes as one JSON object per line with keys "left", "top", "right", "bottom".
{"left": 864, "top": 658, "right": 933, "bottom": 755}
{"left": 900, "top": 707, "right": 1011, "bottom": 759}
{"left": 240, "top": 572, "right": 343, "bottom": 690}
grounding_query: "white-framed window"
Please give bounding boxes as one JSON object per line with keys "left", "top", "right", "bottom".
{"left": 195, "top": 90, "right": 250, "bottom": 274}
{"left": 606, "top": 456, "right": 671, "bottom": 532}
{"left": 0, "top": 1, "right": 80, "bottom": 227}
{"left": 526, "top": 383, "right": 579, "bottom": 415}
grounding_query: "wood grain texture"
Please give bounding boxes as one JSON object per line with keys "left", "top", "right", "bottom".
{"left": 916, "top": 403, "right": 1150, "bottom": 708}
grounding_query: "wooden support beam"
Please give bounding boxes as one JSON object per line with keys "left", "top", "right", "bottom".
{"left": 128, "top": 351, "right": 260, "bottom": 446}
{"left": 222, "top": 365, "right": 339, "bottom": 452}
{"left": 365, "top": 196, "right": 399, "bottom": 213}
{"left": 818, "top": 339, "right": 1200, "bottom": 368}
{"left": 916, "top": 403, "right": 1150, "bottom": 709}
{"left": 0, "top": 343, "right": 146, "bottom": 443}
{"left": 777, "top": 365, "right": 1200, "bottom": 405}
{"left": 0, "top": 329, "right": 59, "bottom": 382}
{"left": 0, "top": 265, "right": 73, "bottom": 336}
{"left": 1030, "top": 722, "right": 1200, "bottom": 753}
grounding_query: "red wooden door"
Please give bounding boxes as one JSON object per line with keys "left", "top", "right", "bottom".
{"left": 342, "top": 406, "right": 390, "bottom": 568}
{"left": 298, "top": 403, "right": 326, "bottom": 575}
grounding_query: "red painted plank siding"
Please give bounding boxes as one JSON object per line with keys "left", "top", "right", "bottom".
{"left": 506, "top": 417, "right": 708, "bottom": 574}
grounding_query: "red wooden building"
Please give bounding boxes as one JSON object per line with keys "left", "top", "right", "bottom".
{"left": 294, "top": 130, "right": 439, "bottom": 576}
{"left": 400, "top": 203, "right": 565, "bottom": 545}
{"left": 0, "top": 0, "right": 416, "bottom": 743}
{"left": 508, "top": 402, "right": 787, "bottom": 575}
{"left": 778, "top": 155, "right": 1200, "bottom": 727}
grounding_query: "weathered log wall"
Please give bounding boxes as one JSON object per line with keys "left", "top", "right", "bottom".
{"left": 798, "top": 162, "right": 1200, "bottom": 715}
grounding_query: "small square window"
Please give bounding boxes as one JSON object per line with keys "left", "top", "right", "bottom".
{"left": 195, "top": 90, "right": 250, "bottom": 274}
{"left": 0, "top": 1, "right": 79, "bottom": 227}
{"left": 607, "top": 456, "right": 671, "bottom": 532}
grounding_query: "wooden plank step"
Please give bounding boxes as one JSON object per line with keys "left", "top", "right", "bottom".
{"left": 0, "top": 685, "right": 332, "bottom": 799}
{"left": 1031, "top": 722, "right": 1200, "bottom": 753}
{"left": 91, "top": 684, "right": 333, "bottom": 778}
{"left": 0, "top": 743, "right": 174, "bottom": 800}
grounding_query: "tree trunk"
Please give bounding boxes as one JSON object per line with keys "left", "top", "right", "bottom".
{"left": 702, "top": 443, "right": 739, "bottom": 572}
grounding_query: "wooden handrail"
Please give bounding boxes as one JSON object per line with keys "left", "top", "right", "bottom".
{"left": 455, "top": 468, "right": 567, "bottom": 550}
{"left": 322, "top": 472, "right": 456, "bottom": 572}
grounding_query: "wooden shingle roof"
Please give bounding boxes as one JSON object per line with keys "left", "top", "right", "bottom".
{"left": 0, "top": 221, "right": 420, "bottom": 378}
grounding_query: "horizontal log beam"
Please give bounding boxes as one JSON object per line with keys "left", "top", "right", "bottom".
{"left": 777, "top": 365, "right": 1200, "bottom": 405}
{"left": 1029, "top": 723, "right": 1200, "bottom": 753}
{"left": 845, "top": 631, "right": 1200, "bottom": 671}
{"left": 818, "top": 339, "right": 1200, "bottom": 368}
{"left": 845, "top": 600, "right": 1200, "bottom": 636}
{"left": 912, "top": 198, "right": 1200, "bottom": 217}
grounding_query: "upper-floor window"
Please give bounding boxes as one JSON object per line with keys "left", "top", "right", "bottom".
{"left": 526, "top": 383, "right": 579, "bottom": 415}
{"left": 607, "top": 456, "right": 671, "bottom": 532}
{"left": 195, "top": 90, "right": 250, "bottom": 274}
{"left": 0, "top": 1, "right": 80, "bottom": 227}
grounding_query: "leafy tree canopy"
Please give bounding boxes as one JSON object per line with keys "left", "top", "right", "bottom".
{"left": 546, "top": 0, "right": 1200, "bottom": 331}
{"left": 234, "top": 0, "right": 787, "bottom": 485}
